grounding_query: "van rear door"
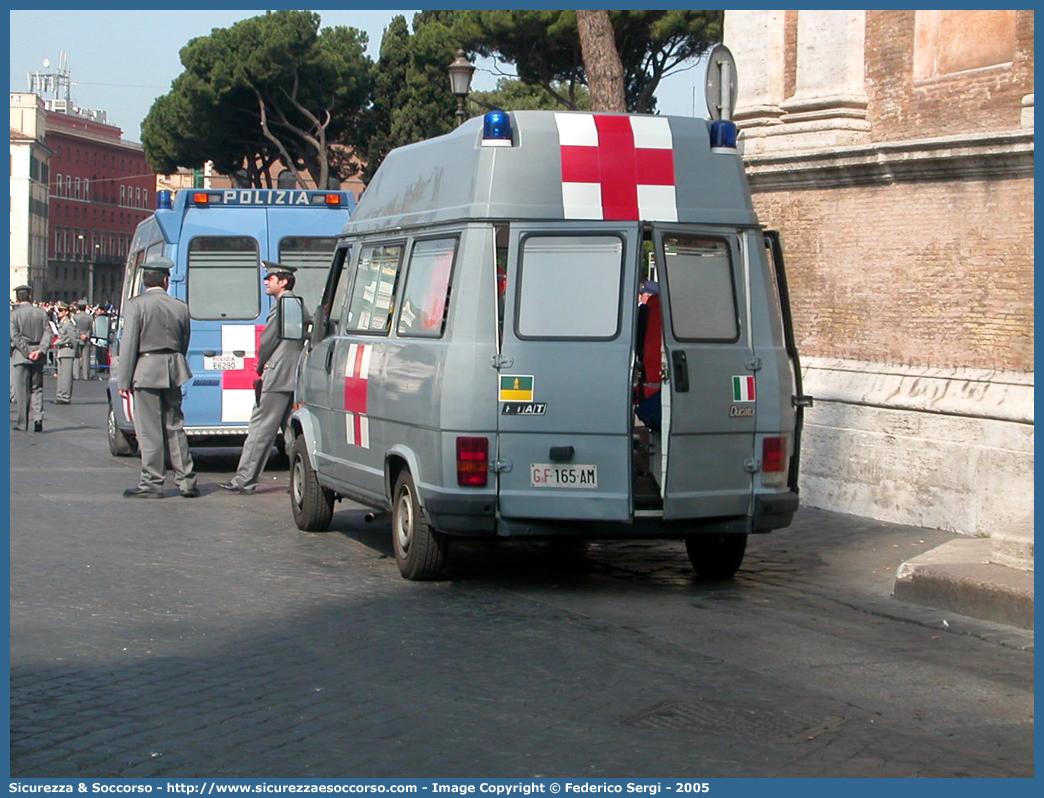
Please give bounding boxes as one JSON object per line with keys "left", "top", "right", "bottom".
{"left": 655, "top": 227, "right": 756, "bottom": 520}
{"left": 497, "top": 224, "right": 639, "bottom": 522}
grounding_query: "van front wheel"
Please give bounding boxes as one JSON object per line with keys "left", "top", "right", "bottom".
{"left": 685, "top": 533, "right": 747, "bottom": 579}
{"left": 392, "top": 470, "right": 447, "bottom": 581}
{"left": 290, "top": 437, "right": 334, "bottom": 532}
{"left": 107, "top": 401, "right": 137, "bottom": 456}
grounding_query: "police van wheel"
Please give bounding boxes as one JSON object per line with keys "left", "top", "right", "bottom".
{"left": 107, "top": 402, "right": 137, "bottom": 457}
{"left": 392, "top": 470, "right": 447, "bottom": 581}
{"left": 685, "top": 533, "right": 747, "bottom": 579}
{"left": 290, "top": 437, "right": 334, "bottom": 532}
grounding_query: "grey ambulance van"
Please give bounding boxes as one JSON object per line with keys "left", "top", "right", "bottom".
{"left": 289, "top": 108, "right": 810, "bottom": 580}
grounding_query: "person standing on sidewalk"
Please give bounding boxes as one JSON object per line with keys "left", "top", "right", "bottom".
{"left": 53, "top": 303, "right": 78, "bottom": 404}
{"left": 117, "top": 259, "right": 199, "bottom": 499}
{"left": 10, "top": 285, "right": 50, "bottom": 432}
{"left": 219, "top": 261, "right": 309, "bottom": 495}
{"left": 72, "top": 302, "right": 92, "bottom": 380}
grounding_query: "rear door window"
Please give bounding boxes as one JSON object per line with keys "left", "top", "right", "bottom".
{"left": 186, "top": 236, "right": 261, "bottom": 320}
{"left": 516, "top": 234, "right": 624, "bottom": 339}
{"left": 661, "top": 236, "right": 739, "bottom": 341}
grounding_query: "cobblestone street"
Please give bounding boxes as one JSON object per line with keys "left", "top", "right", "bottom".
{"left": 9, "top": 382, "right": 1034, "bottom": 778}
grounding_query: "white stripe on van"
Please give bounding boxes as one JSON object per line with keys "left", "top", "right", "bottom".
{"left": 346, "top": 412, "right": 370, "bottom": 448}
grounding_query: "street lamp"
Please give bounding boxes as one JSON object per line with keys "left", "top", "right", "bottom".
{"left": 447, "top": 49, "right": 475, "bottom": 127}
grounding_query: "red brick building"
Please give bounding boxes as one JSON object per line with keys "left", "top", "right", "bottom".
{"left": 45, "top": 110, "right": 153, "bottom": 306}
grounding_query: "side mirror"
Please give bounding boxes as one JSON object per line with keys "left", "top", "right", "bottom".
{"left": 279, "top": 295, "right": 306, "bottom": 340}
{"left": 91, "top": 314, "right": 112, "bottom": 343}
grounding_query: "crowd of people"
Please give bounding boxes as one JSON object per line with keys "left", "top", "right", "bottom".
{"left": 9, "top": 297, "right": 113, "bottom": 376}
{"left": 10, "top": 288, "right": 114, "bottom": 426}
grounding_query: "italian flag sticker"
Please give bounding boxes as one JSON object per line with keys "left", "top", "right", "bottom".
{"left": 732, "top": 375, "right": 756, "bottom": 402}
{"left": 499, "top": 375, "right": 535, "bottom": 402}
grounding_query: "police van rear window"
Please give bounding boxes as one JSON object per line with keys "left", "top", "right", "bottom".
{"left": 517, "top": 234, "right": 623, "bottom": 339}
{"left": 279, "top": 236, "right": 338, "bottom": 318}
{"left": 187, "top": 236, "right": 261, "bottom": 321}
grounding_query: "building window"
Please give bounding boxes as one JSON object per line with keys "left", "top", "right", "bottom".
{"left": 120, "top": 185, "right": 126, "bottom": 205}
{"left": 83, "top": 179, "right": 89, "bottom": 201}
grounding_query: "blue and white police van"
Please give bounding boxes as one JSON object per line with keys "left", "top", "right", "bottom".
{"left": 104, "top": 187, "right": 355, "bottom": 456}
{"left": 289, "top": 107, "right": 811, "bottom": 581}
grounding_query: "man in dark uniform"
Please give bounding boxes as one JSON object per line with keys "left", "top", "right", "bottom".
{"left": 53, "top": 302, "right": 77, "bottom": 403}
{"left": 10, "top": 285, "right": 50, "bottom": 431}
{"left": 219, "top": 261, "right": 310, "bottom": 494}
{"left": 117, "top": 259, "right": 199, "bottom": 498}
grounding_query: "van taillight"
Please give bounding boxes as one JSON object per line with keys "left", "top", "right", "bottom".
{"left": 457, "top": 437, "right": 489, "bottom": 487}
{"left": 762, "top": 436, "right": 787, "bottom": 487}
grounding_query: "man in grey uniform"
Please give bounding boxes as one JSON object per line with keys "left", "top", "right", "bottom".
{"left": 118, "top": 259, "right": 199, "bottom": 498}
{"left": 53, "top": 302, "right": 77, "bottom": 403}
{"left": 219, "top": 261, "right": 309, "bottom": 495}
{"left": 10, "top": 285, "right": 50, "bottom": 432}
{"left": 72, "top": 302, "right": 93, "bottom": 379}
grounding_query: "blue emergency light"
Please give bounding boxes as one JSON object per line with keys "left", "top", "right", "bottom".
{"left": 710, "top": 119, "right": 738, "bottom": 153}
{"left": 156, "top": 190, "right": 173, "bottom": 210}
{"left": 482, "top": 110, "right": 513, "bottom": 147}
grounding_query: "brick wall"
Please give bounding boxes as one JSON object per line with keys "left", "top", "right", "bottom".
{"left": 754, "top": 176, "right": 1034, "bottom": 373}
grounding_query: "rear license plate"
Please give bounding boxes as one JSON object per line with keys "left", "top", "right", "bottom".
{"left": 530, "top": 464, "right": 598, "bottom": 488}
{"left": 204, "top": 355, "right": 241, "bottom": 371}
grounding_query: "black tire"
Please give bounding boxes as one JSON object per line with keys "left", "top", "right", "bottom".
{"left": 107, "top": 401, "right": 137, "bottom": 456}
{"left": 290, "top": 436, "right": 334, "bottom": 532}
{"left": 685, "top": 533, "right": 747, "bottom": 579}
{"left": 392, "top": 470, "right": 447, "bottom": 580}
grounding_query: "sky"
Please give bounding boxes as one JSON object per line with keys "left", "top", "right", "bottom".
{"left": 8, "top": 8, "right": 711, "bottom": 143}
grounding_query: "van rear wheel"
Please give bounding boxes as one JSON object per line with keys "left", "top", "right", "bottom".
{"left": 392, "top": 470, "right": 447, "bottom": 581}
{"left": 685, "top": 533, "right": 747, "bottom": 579}
{"left": 290, "top": 436, "right": 334, "bottom": 532}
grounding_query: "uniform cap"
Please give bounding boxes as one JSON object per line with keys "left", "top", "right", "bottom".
{"left": 142, "top": 257, "right": 174, "bottom": 274}
{"left": 13, "top": 285, "right": 31, "bottom": 293}
{"left": 262, "top": 260, "right": 297, "bottom": 278}
{"left": 640, "top": 279, "right": 659, "bottom": 295}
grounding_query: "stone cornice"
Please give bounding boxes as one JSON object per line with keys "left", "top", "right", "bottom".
{"left": 802, "top": 356, "right": 1034, "bottom": 424}
{"left": 743, "top": 130, "right": 1034, "bottom": 191}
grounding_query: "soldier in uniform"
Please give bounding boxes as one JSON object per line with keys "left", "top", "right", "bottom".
{"left": 53, "top": 303, "right": 78, "bottom": 404}
{"left": 117, "top": 259, "right": 199, "bottom": 499}
{"left": 219, "top": 261, "right": 310, "bottom": 495}
{"left": 72, "top": 301, "right": 93, "bottom": 379}
{"left": 10, "top": 285, "right": 50, "bottom": 432}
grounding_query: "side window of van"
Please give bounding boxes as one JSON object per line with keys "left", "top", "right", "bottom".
{"left": 186, "top": 236, "right": 261, "bottom": 321}
{"left": 517, "top": 234, "right": 623, "bottom": 339}
{"left": 397, "top": 237, "right": 457, "bottom": 338}
{"left": 661, "top": 236, "right": 739, "bottom": 342}
{"left": 345, "top": 243, "right": 405, "bottom": 333}
{"left": 144, "top": 242, "right": 165, "bottom": 263}
{"left": 126, "top": 250, "right": 146, "bottom": 300}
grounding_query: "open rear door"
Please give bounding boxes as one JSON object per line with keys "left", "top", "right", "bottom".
{"left": 496, "top": 223, "right": 640, "bottom": 522}
{"left": 655, "top": 226, "right": 756, "bottom": 520}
